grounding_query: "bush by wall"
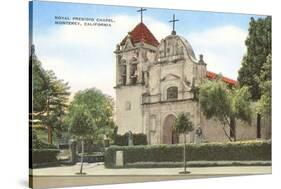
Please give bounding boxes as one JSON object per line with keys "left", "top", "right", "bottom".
{"left": 114, "top": 133, "right": 147, "bottom": 146}
{"left": 133, "top": 133, "right": 148, "bottom": 145}
{"left": 114, "top": 134, "right": 127, "bottom": 146}
{"left": 104, "top": 140, "right": 271, "bottom": 168}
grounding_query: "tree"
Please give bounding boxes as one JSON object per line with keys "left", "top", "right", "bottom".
{"left": 257, "top": 53, "right": 272, "bottom": 137}
{"left": 238, "top": 16, "right": 271, "bottom": 138}
{"left": 256, "top": 54, "right": 271, "bottom": 119}
{"left": 67, "top": 104, "right": 96, "bottom": 174}
{"left": 41, "top": 70, "right": 70, "bottom": 143}
{"left": 69, "top": 88, "right": 116, "bottom": 142}
{"left": 199, "top": 79, "right": 252, "bottom": 141}
{"left": 65, "top": 88, "right": 115, "bottom": 174}
{"left": 174, "top": 113, "right": 194, "bottom": 174}
{"left": 30, "top": 46, "right": 48, "bottom": 120}
{"left": 30, "top": 45, "right": 70, "bottom": 144}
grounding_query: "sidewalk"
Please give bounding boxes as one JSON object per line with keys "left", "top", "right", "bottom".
{"left": 31, "top": 162, "right": 271, "bottom": 176}
{"left": 30, "top": 163, "right": 271, "bottom": 189}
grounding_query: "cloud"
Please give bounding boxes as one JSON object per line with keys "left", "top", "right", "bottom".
{"left": 186, "top": 25, "right": 247, "bottom": 79}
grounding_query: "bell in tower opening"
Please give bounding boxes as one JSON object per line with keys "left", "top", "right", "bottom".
{"left": 130, "top": 63, "right": 138, "bottom": 84}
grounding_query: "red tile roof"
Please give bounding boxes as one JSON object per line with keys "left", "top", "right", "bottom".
{"left": 206, "top": 71, "right": 237, "bottom": 85}
{"left": 120, "top": 22, "right": 159, "bottom": 47}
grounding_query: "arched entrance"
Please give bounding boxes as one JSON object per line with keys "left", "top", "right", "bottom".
{"left": 162, "top": 114, "right": 179, "bottom": 144}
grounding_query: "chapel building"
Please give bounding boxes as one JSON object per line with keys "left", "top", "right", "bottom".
{"left": 114, "top": 16, "right": 271, "bottom": 144}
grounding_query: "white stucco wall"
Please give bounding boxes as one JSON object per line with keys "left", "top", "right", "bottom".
{"left": 116, "top": 85, "right": 143, "bottom": 134}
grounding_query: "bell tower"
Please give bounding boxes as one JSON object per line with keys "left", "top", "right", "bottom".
{"left": 115, "top": 8, "right": 159, "bottom": 134}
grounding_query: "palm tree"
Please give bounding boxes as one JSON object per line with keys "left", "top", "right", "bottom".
{"left": 174, "top": 113, "right": 194, "bottom": 174}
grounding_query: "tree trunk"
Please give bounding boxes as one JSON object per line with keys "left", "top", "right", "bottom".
{"left": 183, "top": 133, "right": 186, "bottom": 173}
{"left": 222, "top": 124, "right": 233, "bottom": 142}
{"left": 222, "top": 116, "right": 233, "bottom": 142}
{"left": 47, "top": 126, "right": 52, "bottom": 144}
{"left": 230, "top": 118, "right": 236, "bottom": 141}
{"left": 257, "top": 113, "right": 261, "bottom": 138}
{"left": 46, "top": 97, "right": 52, "bottom": 144}
{"left": 79, "top": 139, "right": 84, "bottom": 174}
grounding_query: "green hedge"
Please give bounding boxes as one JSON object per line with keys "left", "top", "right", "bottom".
{"left": 114, "top": 133, "right": 147, "bottom": 146}
{"left": 31, "top": 130, "right": 59, "bottom": 165}
{"left": 104, "top": 140, "right": 271, "bottom": 168}
{"left": 32, "top": 149, "right": 60, "bottom": 164}
{"left": 124, "top": 161, "right": 271, "bottom": 168}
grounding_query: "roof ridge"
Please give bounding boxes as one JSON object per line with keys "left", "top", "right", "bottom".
{"left": 140, "top": 23, "right": 145, "bottom": 42}
{"left": 120, "top": 22, "right": 159, "bottom": 47}
{"left": 206, "top": 71, "right": 237, "bottom": 85}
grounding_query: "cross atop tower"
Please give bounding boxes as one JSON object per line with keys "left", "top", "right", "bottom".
{"left": 169, "top": 14, "right": 179, "bottom": 35}
{"left": 137, "top": 8, "right": 147, "bottom": 23}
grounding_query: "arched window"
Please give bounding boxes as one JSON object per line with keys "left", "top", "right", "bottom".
{"left": 167, "top": 86, "right": 178, "bottom": 100}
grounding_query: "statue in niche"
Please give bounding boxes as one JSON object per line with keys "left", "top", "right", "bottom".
{"left": 125, "top": 130, "right": 133, "bottom": 146}
{"left": 194, "top": 127, "right": 203, "bottom": 144}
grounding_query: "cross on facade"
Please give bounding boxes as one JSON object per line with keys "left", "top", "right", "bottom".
{"left": 169, "top": 14, "right": 179, "bottom": 35}
{"left": 137, "top": 8, "right": 147, "bottom": 23}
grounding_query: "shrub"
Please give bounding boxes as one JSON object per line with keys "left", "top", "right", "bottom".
{"left": 104, "top": 140, "right": 271, "bottom": 168}
{"left": 114, "top": 134, "right": 128, "bottom": 146}
{"left": 32, "top": 149, "right": 60, "bottom": 164}
{"left": 133, "top": 133, "right": 148, "bottom": 145}
{"left": 114, "top": 133, "right": 147, "bottom": 146}
{"left": 31, "top": 130, "right": 59, "bottom": 165}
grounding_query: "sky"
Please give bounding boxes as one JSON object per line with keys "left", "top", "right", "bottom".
{"left": 31, "top": 1, "right": 265, "bottom": 99}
